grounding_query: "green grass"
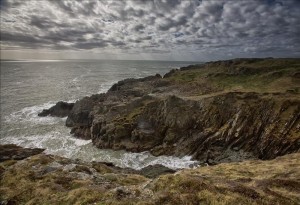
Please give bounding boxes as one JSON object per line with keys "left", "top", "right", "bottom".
{"left": 167, "top": 59, "right": 300, "bottom": 93}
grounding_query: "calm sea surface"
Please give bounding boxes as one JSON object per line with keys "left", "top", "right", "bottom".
{"left": 0, "top": 60, "right": 200, "bottom": 169}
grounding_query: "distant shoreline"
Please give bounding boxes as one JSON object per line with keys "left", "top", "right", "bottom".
{"left": 0, "top": 59, "right": 204, "bottom": 63}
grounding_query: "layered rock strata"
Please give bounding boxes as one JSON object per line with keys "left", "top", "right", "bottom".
{"left": 39, "top": 58, "right": 300, "bottom": 164}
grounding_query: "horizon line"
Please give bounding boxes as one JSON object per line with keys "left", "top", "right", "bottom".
{"left": 0, "top": 58, "right": 205, "bottom": 62}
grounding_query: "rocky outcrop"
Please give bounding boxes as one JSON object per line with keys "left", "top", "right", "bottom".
{"left": 40, "top": 58, "right": 300, "bottom": 163}
{"left": 38, "top": 101, "right": 74, "bottom": 117}
{"left": 138, "top": 164, "right": 176, "bottom": 178}
{"left": 65, "top": 94, "right": 105, "bottom": 140}
{"left": 89, "top": 92, "right": 300, "bottom": 163}
{"left": 0, "top": 144, "right": 44, "bottom": 162}
{"left": 65, "top": 74, "right": 164, "bottom": 140}
{"left": 108, "top": 74, "right": 162, "bottom": 92}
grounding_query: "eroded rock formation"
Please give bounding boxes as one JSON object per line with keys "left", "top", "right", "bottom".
{"left": 40, "top": 58, "right": 300, "bottom": 164}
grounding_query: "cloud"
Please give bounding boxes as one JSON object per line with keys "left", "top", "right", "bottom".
{"left": 1, "top": 0, "right": 300, "bottom": 60}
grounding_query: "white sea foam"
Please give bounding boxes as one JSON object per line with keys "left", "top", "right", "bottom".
{"left": 4, "top": 101, "right": 72, "bottom": 125}
{"left": 2, "top": 100, "right": 198, "bottom": 170}
{"left": 75, "top": 144, "right": 198, "bottom": 170}
{"left": 0, "top": 131, "right": 197, "bottom": 170}
{"left": 0, "top": 131, "right": 91, "bottom": 158}
{"left": 66, "top": 99, "right": 78, "bottom": 103}
{"left": 5, "top": 102, "right": 56, "bottom": 125}
{"left": 98, "top": 82, "right": 114, "bottom": 94}
{"left": 2, "top": 98, "right": 198, "bottom": 170}
{"left": 72, "top": 77, "right": 79, "bottom": 82}
{"left": 111, "top": 151, "right": 197, "bottom": 170}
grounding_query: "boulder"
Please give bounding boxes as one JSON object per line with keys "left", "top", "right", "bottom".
{"left": 139, "top": 164, "right": 176, "bottom": 178}
{"left": 0, "top": 144, "right": 44, "bottom": 162}
{"left": 38, "top": 101, "right": 74, "bottom": 117}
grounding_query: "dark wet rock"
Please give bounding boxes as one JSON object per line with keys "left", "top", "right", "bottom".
{"left": 70, "top": 126, "right": 91, "bottom": 140}
{"left": 65, "top": 95, "right": 102, "bottom": 127}
{"left": 0, "top": 199, "right": 18, "bottom": 205}
{"left": 38, "top": 101, "right": 74, "bottom": 117}
{"left": 65, "top": 94, "right": 106, "bottom": 140}
{"left": 99, "top": 161, "right": 114, "bottom": 167}
{"left": 0, "top": 144, "right": 44, "bottom": 162}
{"left": 139, "top": 164, "right": 176, "bottom": 178}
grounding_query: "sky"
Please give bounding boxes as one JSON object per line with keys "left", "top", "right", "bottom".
{"left": 0, "top": 0, "right": 300, "bottom": 61}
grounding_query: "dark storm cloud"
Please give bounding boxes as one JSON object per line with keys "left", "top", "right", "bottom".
{"left": 1, "top": 31, "right": 47, "bottom": 44}
{"left": 0, "top": 0, "right": 22, "bottom": 10}
{"left": 49, "top": 0, "right": 98, "bottom": 17}
{"left": 0, "top": 30, "right": 74, "bottom": 50}
{"left": 1, "top": 0, "right": 300, "bottom": 58}
{"left": 73, "top": 41, "right": 108, "bottom": 49}
{"left": 29, "top": 16, "right": 70, "bottom": 29}
{"left": 133, "top": 24, "right": 145, "bottom": 32}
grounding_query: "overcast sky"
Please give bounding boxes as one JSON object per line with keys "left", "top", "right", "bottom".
{"left": 1, "top": 0, "right": 300, "bottom": 61}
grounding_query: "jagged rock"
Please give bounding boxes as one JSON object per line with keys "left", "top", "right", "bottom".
{"left": 0, "top": 144, "right": 44, "bottom": 162}
{"left": 70, "top": 126, "right": 91, "bottom": 140}
{"left": 66, "top": 95, "right": 103, "bottom": 127}
{"left": 65, "top": 94, "right": 106, "bottom": 139}
{"left": 108, "top": 74, "right": 161, "bottom": 92}
{"left": 139, "top": 164, "right": 176, "bottom": 178}
{"left": 38, "top": 101, "right": 74, "bottom": 117}
{"left": 41, "top": 58, "right": 300, "bottom": 164}
{"left": 163, "top": 68, "right": 178, "bottom": 78}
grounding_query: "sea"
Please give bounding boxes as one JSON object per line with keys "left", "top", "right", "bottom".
{"left": 0, "top": 59, "right": 200, "bottom": 170}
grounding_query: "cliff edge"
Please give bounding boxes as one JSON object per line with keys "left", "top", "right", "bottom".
{"left": 59, "top": 58, "right": 300, "bottom": 164}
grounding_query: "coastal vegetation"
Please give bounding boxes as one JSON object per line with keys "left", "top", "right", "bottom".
{"left": 1, "top": 145, "right": 299, "bottom": 204}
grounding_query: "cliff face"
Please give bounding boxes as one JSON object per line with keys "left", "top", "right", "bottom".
{"left": 89, "top": 92, "right": 299, "bottom": 164}
{"left": 61, "top": 58, "right": 300, "bottom": 163}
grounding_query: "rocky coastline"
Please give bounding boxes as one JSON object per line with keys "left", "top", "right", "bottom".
{"left": 1, "top": 58, "right": 300, "bottom": 204}
{"left": 39, "top": 58, "right": 300, "bottom": 165}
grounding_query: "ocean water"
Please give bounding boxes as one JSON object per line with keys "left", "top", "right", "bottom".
{"left": 0, "top": 60, "right": 200, "bottom": 170}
